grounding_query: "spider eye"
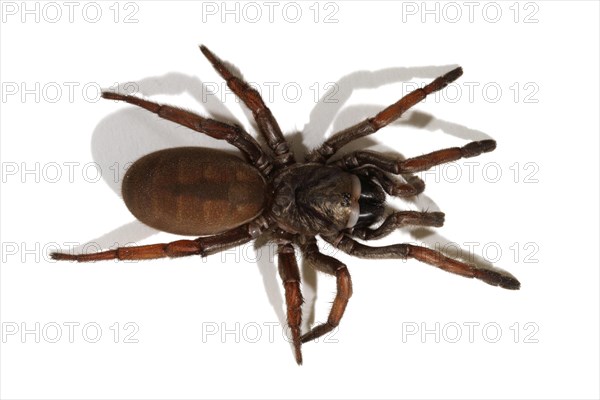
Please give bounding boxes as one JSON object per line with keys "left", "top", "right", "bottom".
{"left": 341, "top": 193, "right": 351, "bottom": 207}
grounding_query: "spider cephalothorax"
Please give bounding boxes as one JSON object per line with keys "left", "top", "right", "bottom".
{"left": 52, "top": 45, "right": 520, "bottom": 365}
{"left": 271, "top": 165, "right": 363, "bottom": 236}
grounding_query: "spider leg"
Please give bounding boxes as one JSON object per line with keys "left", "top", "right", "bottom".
{"left": 351, "top": 211, "right": 445, "bottom": 241}
{"left": 327, "top": 235, "right": 519, "bottom": 290}
{"left": 200, "top": 45, "right": 295, "bottom": 166}
{"left": 277, "top": 243, "right": 304, "bottom": 365}
{"left": 350, "top": 165, "right": 425, "bottom": 197}
{"left": 309, "top": 67, "right": 463, "bottom": 162}
{"left": 50, "top": 224, "right": 257, "bottom": 262}
{"left": 333, "top": 140, "right": 496, "bottom": 175}
{"left": 101, "top": 92, "right": 272, "bottom": 175}
{"left": 300, "top": 238, "right": 353, "bottom": 343}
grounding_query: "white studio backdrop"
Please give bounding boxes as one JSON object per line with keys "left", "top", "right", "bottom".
{"left": 1, "top": 1, "right": 598, "bottom": 399}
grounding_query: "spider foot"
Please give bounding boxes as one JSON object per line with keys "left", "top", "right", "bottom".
{"left": 419, "top": 211, "right": 445, "bottom": 227}
{"left": 405, "top": 175, "right": 425, "bottom": 194}
{"left": 462, "top": 140, "right": 496, "bottom": 157}
{"left": 425, "top": 67, "right": 463, "bottom": 94}
{"left": 300, "top": 322, "right": 337, "bottom": 344}
{"left": 50, "top": 252, "right": 77, "bottom": 261}
{"left": 293, "top": 340, "right": 303, "bottom": 365}
{"left": 474, "top": 268, "right": 521, "bottom": 290}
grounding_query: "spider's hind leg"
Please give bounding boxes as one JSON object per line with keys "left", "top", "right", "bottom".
{"left": 50, "top": 224, "right": 257, "bottom": 262}
{"left": 100, "top": 92, "right": 272, "bottom": 175}
{"left": 200, "top": 45, "right": 295, "bottom": 166}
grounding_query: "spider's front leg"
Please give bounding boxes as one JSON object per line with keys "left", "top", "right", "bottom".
{"left": 329, "top": 235, "right": 520, "bottom": 290}
{"left": 309, "top": 67, "right": 464, "bottom": 163}
{"left": 300, "top": 238, "right": 353, "bottom": 344}
{"left": 277, "top": 243, "right": 304, "bottom": 365}
{"left": 350, "top": 165, "right": 425, "bottom": 198}
{"left": 334, "top": 140, "right": 496, "bottom": 176}
{"left": 351, "top": 211, "right": 445, "bottom": 241}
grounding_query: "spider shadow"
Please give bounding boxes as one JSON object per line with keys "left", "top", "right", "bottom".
{"left": 75, "top": 60, "right": 510, "bottom": 360}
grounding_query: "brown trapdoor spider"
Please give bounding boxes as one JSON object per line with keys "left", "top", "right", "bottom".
{"left": 52, "top": 46, "right": 520, "bottom": 364}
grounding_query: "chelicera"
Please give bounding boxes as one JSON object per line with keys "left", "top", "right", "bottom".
{"left": 52, "top": 46, "right": 520, "bottom": 364}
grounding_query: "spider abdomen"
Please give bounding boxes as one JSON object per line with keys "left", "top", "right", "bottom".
{"left": 122, "top": 147, "right": 267, "bottom": 236}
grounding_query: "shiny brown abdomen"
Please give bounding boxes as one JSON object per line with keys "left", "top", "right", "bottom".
{"left": 122, "top": 147, "right": 266, "bottom": 236}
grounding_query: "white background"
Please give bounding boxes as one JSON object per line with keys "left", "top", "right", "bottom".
{"left": 1, "top": 1, "right": 598, "bottom": 399}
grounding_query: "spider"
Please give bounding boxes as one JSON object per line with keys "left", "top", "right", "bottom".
{"left": 52, "top": 45, "right": 520, "bottom": 364}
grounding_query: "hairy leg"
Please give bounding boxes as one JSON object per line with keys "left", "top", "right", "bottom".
{"left": 277, "top": 243, "right": 304, "bottom": 364}
{"left": 200, "top": 45, "right": 294, "bottom": 165}
{"left": 102, "top": 92, "right": 272, "bottom": 175}
{"left": 350, "top": 165, "right": 425, "bottom": 197}
{"left": 300, "top": 238, "right": 353, "bottom": 343}
{"left": 327, "top": 235, "right": 520, "bottom": 290}
{"left": 51, "top": 223, "right": 259, "bottom": 262}
{"left": 309, "top": 67, "right": 463, "bottom": 162}
{"left": 351, "top": 211, "right": 445, "bottom": 240}
{"left": 333, "top": 140, "right": 496, "bottom": 175}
